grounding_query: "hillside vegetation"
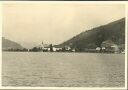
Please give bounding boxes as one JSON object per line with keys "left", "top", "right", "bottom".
{"left": 59, "top": 18, "right": 125, "bottom": 51}
{"left": 2, "top": 37, "right": 23, "bottom": 50}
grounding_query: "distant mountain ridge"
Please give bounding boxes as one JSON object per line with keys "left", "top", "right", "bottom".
{"left": 2, "top": 37, "right": 23, "bottom": 50}
{"left": 59, "top": 18, "right": 125, "bottom": 50}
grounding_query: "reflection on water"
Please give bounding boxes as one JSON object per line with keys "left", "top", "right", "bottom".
{"left": 2, "top": 52, "right": 125, "bottom": 87}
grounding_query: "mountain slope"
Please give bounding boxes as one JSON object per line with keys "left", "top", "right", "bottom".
{"left": 2, "top": 37, "right": 23, "bottom": 50}
{"left": 59, "top": 18, "right": 125, "bottom": 50}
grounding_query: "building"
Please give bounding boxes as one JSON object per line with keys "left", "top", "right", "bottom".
{"left": 101, "top": 40, "right": 119, "bottom": 53}
{"left": 64, "top": 45, "right": 71, "bottom": 51}
{"left": 96, "top": 47, "right": 101, "bottom": 52}
{"left": 53, "top": 45, "right": 62, "bottom": 52}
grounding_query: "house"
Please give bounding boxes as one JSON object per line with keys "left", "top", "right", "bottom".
{"left": 53, "top": 47, "right": 62, "bottom": 52}
{"left": 53, "top": 45, "right": 62, "bottom": 52}
{"left": 72, "top": 48, "right": 76, "bottom": 52}
{"left": 101, "top": 40, "right": 119, "bottom": 53}
{"left": 96, "top": 47, "right": 101, "bottom": 52}
{"left": 43, "top": 44, "right": 51, "bottom": 51}
{"left": 111, "top": 45, "right": 120, "bottom": 53}
{"left": 37, "top": 42, "right": 51, "bottom": 52}
{"left": 64, "top": 45, "right": 71, "bottom": 51}
{"left": 96, "top": 47, "right": 101, "bottom": 51}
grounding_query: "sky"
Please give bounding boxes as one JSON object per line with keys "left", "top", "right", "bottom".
{"left": 2, "top": 2, "right": 125, "bottom": 48}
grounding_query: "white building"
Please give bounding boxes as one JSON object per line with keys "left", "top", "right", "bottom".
{"left": 96, "top": 47, "right": 101, "bottom": 51}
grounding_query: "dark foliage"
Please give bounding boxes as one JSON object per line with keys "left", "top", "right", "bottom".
{"left": 59, "top": 18, "right": 125, "bottom": 51}
{"left": 2, "top": 37, "right": 24, "bottom": 50}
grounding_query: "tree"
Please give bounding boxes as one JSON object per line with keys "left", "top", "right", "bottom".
{"left": 50, "top": 44, "right": 53, "bottom": 52}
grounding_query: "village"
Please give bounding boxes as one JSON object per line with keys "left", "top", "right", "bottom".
{"left": 5, "top": 40, "right": 125, "bottom": 54}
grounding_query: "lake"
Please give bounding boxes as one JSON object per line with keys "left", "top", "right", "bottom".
{"left": 2, "top": 52, "right": 125, "bottom": 87}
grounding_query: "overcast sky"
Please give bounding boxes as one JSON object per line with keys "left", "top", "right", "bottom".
{"left": 2, "top": 3, "right": 125, "bottom": 48}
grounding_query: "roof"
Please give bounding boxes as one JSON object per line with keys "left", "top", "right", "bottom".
{"left": 101, "top": 40, "right": 115, "bottom": 47}
{"left": 53, "top": 45, "right": 62, "bottom": 48}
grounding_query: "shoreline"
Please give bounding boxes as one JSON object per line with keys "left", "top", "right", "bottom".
{"left": 2, "top": 51, "right": 125, "bottom": 54}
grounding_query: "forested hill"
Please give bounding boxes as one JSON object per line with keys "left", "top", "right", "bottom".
{"left": 2, "top": 37, "right": 23, "bottom": 50}
{"left": 59, "top": 18, "right": 125, "bottom": 50}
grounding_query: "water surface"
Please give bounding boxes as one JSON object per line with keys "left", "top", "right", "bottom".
{"left": 2, "top": 52, "right": 125, "bottom": 87}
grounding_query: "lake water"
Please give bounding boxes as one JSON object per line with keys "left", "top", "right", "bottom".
{"left": 2, "top": 52, "right": 125, "bottom": 87}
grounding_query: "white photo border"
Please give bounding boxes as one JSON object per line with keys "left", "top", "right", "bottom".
{"left": 0, "top": 1, "right": 127, "bottom": 89}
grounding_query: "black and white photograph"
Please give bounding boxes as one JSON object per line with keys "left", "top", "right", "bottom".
{"left": 2, "top": 2, "right": 126, "bottom": 87}
{"left": 0, "top": 0, "right": 128, "bottom": 2}
{"left": 0, "top": 89, "right": 127, "bottom": 90}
